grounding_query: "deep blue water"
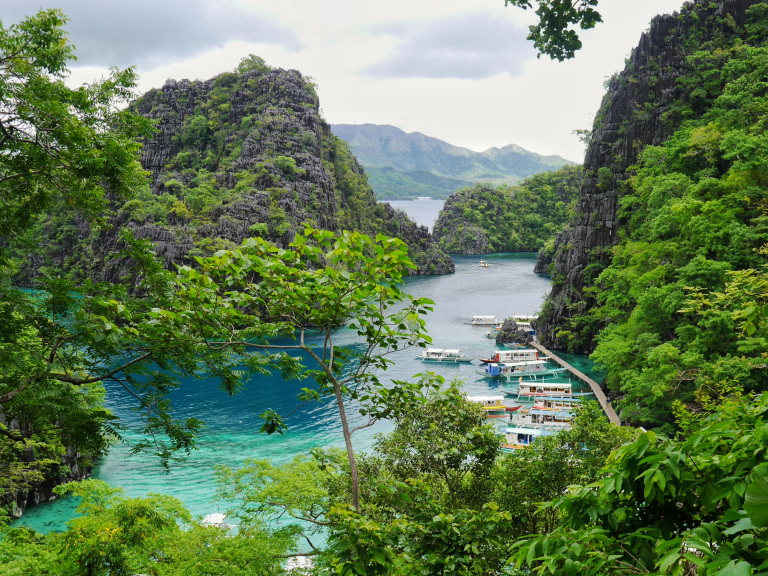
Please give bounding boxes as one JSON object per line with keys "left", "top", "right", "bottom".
{"left": 12, "top": 252, "right": 600, "bottom": 533}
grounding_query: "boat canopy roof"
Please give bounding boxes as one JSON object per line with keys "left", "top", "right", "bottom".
{"left": 506, "top": 427, "right": 553, "bottom": 436}
{"left": 520, "top": 382, "right": 572, "bottom": 389}
{"left": 426, "top": 348, "right": 461, "bottom": 354}
{"left": 472, "top": 315, "right": 498, "bottom": 321}
{"left": 524, "top": 409, "right": 574, "bottom": 417}
{"left": 466, "top": 395, "right": 505, "bottom": 402}
{"left": 501, "top": 360, "right": 548, "bottom": 367}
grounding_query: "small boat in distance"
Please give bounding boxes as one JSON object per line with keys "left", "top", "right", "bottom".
{"left": 476, "top": 259, "right": 493, "bottom": 268}
{"left": 202, "top": 513, "right": 230, "bottom": 529}
{"left": 416, "top": 348, "right": 472, "bottom": 362}
{"left": 468, "top": 315, "right": 500, "bottom": 326}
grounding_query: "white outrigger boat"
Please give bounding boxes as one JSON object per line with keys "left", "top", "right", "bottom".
{"left": 478, "top": 348, "right": 547, "bottom": 364}
{"left": 516, "top": 381, "right": 574, "bottom": 397}
{"left": 502, "top": 406, "right": 575, "bottom": 449}
{"left": 502, "top": 426, "right": 556, "bottom": 449}
{"left": 484, "top": 359, "right": 568, "bottom": 379}
{"left": 476, "top": 259, "right": 493, "bottom": 268}
{"left": 510, "top": 408, "right": 574, "bottom": 429}
{"left": 202, "top": 513, "right": 231, "bottom": 529}
{"left": 416, "top": 348, "right": 472, "bottom": 363}
{"left": 468, "top": 315, "right": 500, "bottom": 326}
{"left": 531, "top": 394, "right": 590, "bottom": 411}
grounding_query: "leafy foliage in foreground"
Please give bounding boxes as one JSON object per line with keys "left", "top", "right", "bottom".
{"left": 215, "top": 385, "right": 630, "bottom": 575}
{"left": 516, "top": 393, "right": 768, "bottom": 576}
{"left": 504, "top": 0, "right": 603, "bottom": 61}
{"left": 0, "top": 9, "right": 153, "bottom": 259}
{"left": 0, "top": 480, "right": 294, "bottom": 576}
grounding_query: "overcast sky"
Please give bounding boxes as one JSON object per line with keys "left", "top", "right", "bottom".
{"left": 3, "top": 0, "right": 684, "bottom": 162}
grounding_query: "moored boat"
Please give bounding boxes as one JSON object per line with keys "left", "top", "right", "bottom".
{"left": 484, "top": 360, "right": 568, "bottom": 379}
{"left": 478, "top": 348, "right": 546, "bottom": 364}
{"left": 202, "top": 513, "right": 230, "bottom": 529}
{"left": 466, "top": 395, "right": 522, "bottom": 415}
{"left": 531, "top": 394, "right": 591, "bottom": 411}
{"left": 502, "top": 425, "right": 556, "bottom": 449}
{"left": 416, "top": 348, "right": 472, "bottom": 362}
{"left": 510, "top": 408, "right": 573, "bottom": 429}
{"left": 516, "top": 381, "right": 573, "bottom": 397}
{"left": 468, "top": 315, "right": 500, "bottom": 326}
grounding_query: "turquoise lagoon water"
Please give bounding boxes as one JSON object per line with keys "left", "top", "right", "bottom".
{"left": 12, "top": 252, "right": 600, "bottom": 533}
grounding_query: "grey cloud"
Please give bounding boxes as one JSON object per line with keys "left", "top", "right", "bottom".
{"left": 361, "top": 13, "right": 535, "bottom": 79}
{"left": 0, "top": 1, "right": 303, "bottom": 69}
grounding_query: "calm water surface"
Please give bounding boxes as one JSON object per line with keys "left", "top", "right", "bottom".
{"left": 13, "top": 253, "right": 598, "bottom": 533}
{"left": 384, "top": 198, "right": 444, "bottom": 231}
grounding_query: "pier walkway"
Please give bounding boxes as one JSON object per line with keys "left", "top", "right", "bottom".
{"left": 530, "top": 342, "right": 621, "bottom": 425}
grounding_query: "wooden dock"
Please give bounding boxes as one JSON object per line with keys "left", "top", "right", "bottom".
{"left": 530, "top": 341, "right": 621, "bottom": 425}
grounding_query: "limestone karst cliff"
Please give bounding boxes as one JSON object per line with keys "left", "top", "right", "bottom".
{"left": 537, "top": 0, "right": 764, "bottom": 352}
{"left": 432, "top": 165, "right": 581, "bottom": 255}
{"left": 21, "top": 60, "right": 453, "bottom": 285}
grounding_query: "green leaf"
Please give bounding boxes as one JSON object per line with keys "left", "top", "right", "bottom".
{"left": 714, "top": 560, "right": 752, "bottom": 576}
{"left": 745, "top": 475, "right": 768, "bottom": 527}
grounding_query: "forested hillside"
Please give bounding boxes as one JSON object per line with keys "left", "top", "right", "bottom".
{"left": 432, "top": 165, "right": 581, "bottom": 254}
{"left": 332, "top": 123, "right": 572, "bottom": 200}
{"left": 17, "top": 58, "right": 453, "bottom": 283}
{"left": 537, "top": 0, "right": 768, "bottom": 430}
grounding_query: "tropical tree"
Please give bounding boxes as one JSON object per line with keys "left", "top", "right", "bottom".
{"left": 504, "top": 0, "right": 602, "bottom": 61}
{"left": 0, "top": 9, "right": 161, "bottom": 513}
{"left": 492, "top": 401, "right": 635, "bottom": 538}
{"left": 156, "top": 227, "right": 434, "bottom": 512}
{"left": 0, "top": 9, "right": 153, "bottom": 258}
{"left": 0, "top": 9, "right": 435, "bottom": 521}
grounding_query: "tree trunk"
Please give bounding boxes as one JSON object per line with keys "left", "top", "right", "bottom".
{"left": 333, "top": 379, "right": 360, "bottom": 512}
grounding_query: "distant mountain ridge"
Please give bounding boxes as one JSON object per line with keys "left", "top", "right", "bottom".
{"left": 331, "top": 123, "right": 574, "bottom": 200}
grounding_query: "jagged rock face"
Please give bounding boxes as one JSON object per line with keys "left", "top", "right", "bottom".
{"left": 432, "top": 190, "right": 491, "bottom": 255}
{"left": 379, "top": 202, "right": 455, "bottom": 274}
{"left": 495, "top": 319, "right": 533, "bottom": 346}
{"left": 433, "top": 219, "right": 491, "bottom": 255}
{"left": 23, "top": 66, "right": 452, "bottom": 284}
{"left": 0, "top": 413, "right": 92, "bottom": 519}
{"left": 537, "top": 0, "right": 759, "bottom": 352}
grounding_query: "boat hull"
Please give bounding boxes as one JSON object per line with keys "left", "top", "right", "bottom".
{"left": 417, "top": 356, "right": 473, "bottom": 363}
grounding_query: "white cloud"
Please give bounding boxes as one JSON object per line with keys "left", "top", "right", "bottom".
{"left": 360, "top": 13, "right": 536, "bottom": 79}
{"left": 3, "top": 0, "right": 687, "bottom": 162}
{"left": 0, "top": 0, "right": 302, "bottom": 69}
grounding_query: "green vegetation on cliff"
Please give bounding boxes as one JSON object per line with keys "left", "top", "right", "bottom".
{"left": 432, "top": 165, "right": 581, "bottom": 254}
{"left": 545, "top": 4, "right": 768, "bottom": 430}
{"left": 19, "top": 57, "right": 453, "bottom": 283}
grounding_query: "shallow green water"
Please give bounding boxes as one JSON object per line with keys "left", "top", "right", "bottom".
{"left": 12, "top": 252, "right": 599, "bottom": 533}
